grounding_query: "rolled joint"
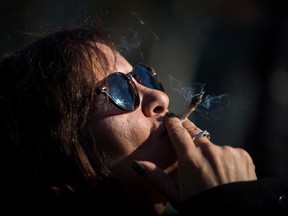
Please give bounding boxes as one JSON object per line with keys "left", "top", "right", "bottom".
{"left": 178, "top": 91, "right": 205, "bottom": 122}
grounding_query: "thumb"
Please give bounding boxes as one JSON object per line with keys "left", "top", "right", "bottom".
{"left": 131, "top": 160, "right": 178, "bottom": 202}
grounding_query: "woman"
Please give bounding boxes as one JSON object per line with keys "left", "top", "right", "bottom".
{"left": 0, "top": 24, "right": 287, "bottom": 215}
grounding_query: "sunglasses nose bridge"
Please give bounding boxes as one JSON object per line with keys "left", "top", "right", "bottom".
{"left": 132, "top": 74, "right": 143, "bottom": 86}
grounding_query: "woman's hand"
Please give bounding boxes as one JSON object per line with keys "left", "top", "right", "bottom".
{"left": 135, "top": 113, "right": 257, "bottom": 203}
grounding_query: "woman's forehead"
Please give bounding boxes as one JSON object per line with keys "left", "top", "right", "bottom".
{"left": 95, "top": 43, "right": 132, "bottom": 75}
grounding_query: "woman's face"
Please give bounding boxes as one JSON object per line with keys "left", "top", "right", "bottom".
{"left": 85, "top": 43, "right": 176, "bottom": 209}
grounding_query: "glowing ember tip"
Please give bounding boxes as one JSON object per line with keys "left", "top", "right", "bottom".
{"left": 178, "top": 91, "right": 205, "bottom": 122}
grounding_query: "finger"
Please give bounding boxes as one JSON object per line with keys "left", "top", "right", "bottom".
{"left": 182, "top": 119, "right": 213, "bottom": 146}
{"left": 164, "top": 113, "right": 197, "bottom": 155}
{"left": 131, "top": 160, "right": 178, "bottom": 202}
{"left": 182, "top": 120, "right": 202, "bottom": 137}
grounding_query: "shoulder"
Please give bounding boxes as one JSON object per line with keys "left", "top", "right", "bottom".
{"left": 174, "top": 178, "right": 288, "bottom": 215}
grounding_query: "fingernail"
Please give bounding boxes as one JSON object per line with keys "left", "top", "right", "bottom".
{"left": 165, "top": 112, "right": 179, "bottom": 118}
{"left": 131, "top": 160, "right": 146, "bottom": 176}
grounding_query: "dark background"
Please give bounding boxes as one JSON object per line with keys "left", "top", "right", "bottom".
{"left": 1, "top": 0, "right": 288, "bottom": 181}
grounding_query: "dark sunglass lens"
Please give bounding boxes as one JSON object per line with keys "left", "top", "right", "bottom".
{"left": 107, "top": 74, "right": 137, "bottom": 110}
{"left": 134, "top": 65, "right": 163, "bottom": 91}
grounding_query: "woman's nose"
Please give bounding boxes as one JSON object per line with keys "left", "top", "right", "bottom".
{"left": 139, "top": 85, "right": 169, "bottom": 117}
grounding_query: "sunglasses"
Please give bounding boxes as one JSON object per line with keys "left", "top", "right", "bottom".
{"left": 96, "top": 64, "right": 164, "bottom": 111}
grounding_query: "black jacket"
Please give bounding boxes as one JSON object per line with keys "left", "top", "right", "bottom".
{"left": 172, "top": 178, "right": 288, "bottom": 215}
{"left": 5, "top": 178, "right": 288, "bottom": 215}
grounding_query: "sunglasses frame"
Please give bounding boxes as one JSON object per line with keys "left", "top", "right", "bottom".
{"left": 96, "top": 64, "right": 164, "bottom": 111}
